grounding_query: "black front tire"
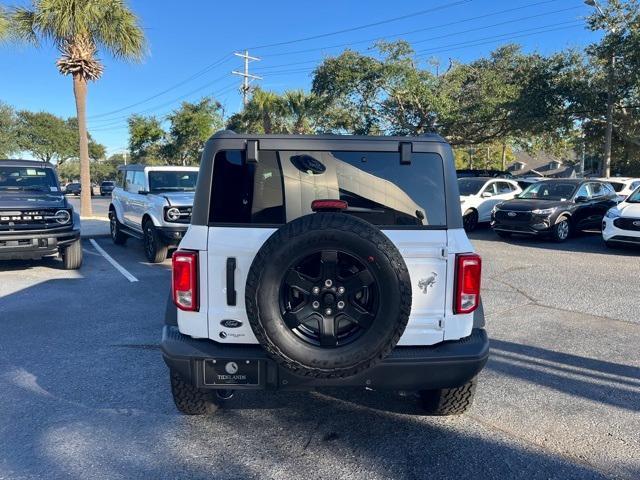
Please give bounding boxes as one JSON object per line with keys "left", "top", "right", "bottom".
{"left": 144, "top": 221, "right": 168, "bottom": 263}
{"left": 170, "top": 371, "right": 221, "bottom": 415}
{"left": 419, "top": 378, "right": 477, "bottom": 415}
{"left": 109, "top": 210, "right": 128, "bottom": 245}
{"left": 61, "top": 238, "right": 83, "bottom": 270}
{"left": 463, "top": 209, "right": 479, "bottom": 232}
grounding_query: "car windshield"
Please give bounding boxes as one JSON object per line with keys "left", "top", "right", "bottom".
{"left": 458, "top": 178, "right": 486, "bottom": 196}
{"left": 518, "top": 182, "right": 577, "bottom": 201}
{"left": 102, "top": 181, "right": 114, "bottom": 186}
{"left": 148, "top": 170, "right": 198, "bottom": 192}
{"left": 626, "top": 187, "right": 640, "bottom": 203}
{"left": 0, "top": 166, "right": 58, "bottom": 192}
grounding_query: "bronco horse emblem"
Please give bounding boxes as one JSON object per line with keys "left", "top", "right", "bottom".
{"left": 418, "top": 273, "right": 438, "bottom": 293}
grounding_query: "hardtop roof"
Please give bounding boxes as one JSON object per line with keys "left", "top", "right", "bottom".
{"left": 0, "top": 159, "right": 55, "bottom": 168}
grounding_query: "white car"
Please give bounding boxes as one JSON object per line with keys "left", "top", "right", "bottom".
{"left": 602, "top": 185, "right": 640, "bottom": 248}
{"left": 109, "top": 165, "right": 199, "bottom": 262}
{"left": 458, "top": 177, "right": 522, "bottom": 231}
{"left": 598, "top": 177, "right": 640, "bottom": 201}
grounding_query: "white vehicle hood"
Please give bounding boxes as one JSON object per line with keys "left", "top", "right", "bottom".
{"left": 156, "top": 191, "right": 195, "bottom": 207}
{"left": 618, "top": 202, "right": 640, "bottom": 217}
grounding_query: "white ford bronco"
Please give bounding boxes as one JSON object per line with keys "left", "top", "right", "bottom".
{"left": 109, "top": 165, "right": 199, "bottom": 262}
{"left": 161, "top": 132, "right": 488, "bottom": 415}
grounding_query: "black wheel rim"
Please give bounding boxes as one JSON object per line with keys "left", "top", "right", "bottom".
{"left": 144, "top": 227, "right": 154, "bottom": 257}
{"left": 279, "top": 250, "right": 379, "bottom": 347}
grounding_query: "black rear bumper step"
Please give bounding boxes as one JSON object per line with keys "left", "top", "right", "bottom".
{"left": 161, "top": 326, "right": 489, "bottom": 391}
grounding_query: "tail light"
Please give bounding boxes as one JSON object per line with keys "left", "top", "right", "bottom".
{"left": 454, "top": 253, "right": 481, "bottom": 314}
{"left": 172, "top": 250, "right": 199, "bottom": 311}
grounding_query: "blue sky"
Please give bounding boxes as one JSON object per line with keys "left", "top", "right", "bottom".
{"left": 0, "top": 0, "right": 601, "bottom": 155}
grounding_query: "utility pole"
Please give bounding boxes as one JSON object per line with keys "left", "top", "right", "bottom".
{"left": 232, "top": 51, "right": 262, "bottom": 107}
{"left": 584, "top": 0, "right": 617, "bottom": 178}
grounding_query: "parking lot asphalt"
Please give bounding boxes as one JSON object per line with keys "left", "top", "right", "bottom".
{"left": 0, "top": 229, "right": 638, "bottom": 480}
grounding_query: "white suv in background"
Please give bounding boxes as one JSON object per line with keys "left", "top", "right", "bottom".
{"left": 598, "top": 177, "right": 640, "bottom": 201}
{"left": 602, "top": 185, "right": 640, "bottom": 248}
{"left": 109, "top": 165, "right": 199, "bottom": 262}
{"left": 458, "top": 177, "right": 522, "bottom": 231}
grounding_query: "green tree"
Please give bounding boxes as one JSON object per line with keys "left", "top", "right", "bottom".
{"left": 0, "top": 102, "right": 18, "bottom": 157}
{"left": 16, "top": 110, "right": 76, "bottom": 163}
{"left": 127, "top": 114, "right": 165, "bottom": 162}
{"left": 281, "top": 90, "right": 325, "bottom": 134}
{"left": 0, "top": 6, "right": 9, "bottom": 41}
{"left": 165, "top": 98, "right": 223, "bottom": 165}
{"left": 11, "top": 0, "right": 146, "bottom": 216}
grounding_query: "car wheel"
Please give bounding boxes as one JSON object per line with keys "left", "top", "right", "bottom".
{"left": 170, "top": 370, "right": 221, "bottom": 415}
{"left": 245, "top": 212, "right": 412, "bottom": 379}
{"left": 419, "top": 377, "right": 477, "bottom": 415}
{"left": 109, "top": 210, "right": 128, "bottom": 245}
{"left": 495, "top": 230, "right": 511, "bottom": 239}
{"left": 61, "top": 238, "right": 83, "bottom": 270}
{"left": 551, "top": 217, "right": 570, "bottom": 242}
{"left": 463, "top": 209, "right": 479, "bottom": 232}
{"left": 143, "top": 221, "right": 168, "bottom": 263}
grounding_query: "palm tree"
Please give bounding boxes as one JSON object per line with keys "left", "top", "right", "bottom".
{"left": 10, "top": 0, "right": 145, "bottom": 216}
{"left": 245, "top": 88, "right": 285, "bottom": 134}
{"left": 0, "top": 6, "right": 9, "bottom": 41}
{"left": 282, "top": 90, "right": 324, "bottom": 134}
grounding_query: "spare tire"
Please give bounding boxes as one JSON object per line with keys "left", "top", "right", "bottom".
{"left": 245, "top": 213, "right": 411, "bottom": 378}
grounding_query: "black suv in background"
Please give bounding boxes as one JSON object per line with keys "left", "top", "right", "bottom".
{"left": 100, "top": 180, "right": 116, "bottom": 196}
{"left": 0, "top": 160, "right": 82, "bottom": 269}
{"left": 491, "top": 179, "right": 618, "bottom": 242}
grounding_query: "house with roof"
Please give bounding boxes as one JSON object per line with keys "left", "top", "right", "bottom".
{"left": 507, "top": 151, "right": 578, "bottom": 178}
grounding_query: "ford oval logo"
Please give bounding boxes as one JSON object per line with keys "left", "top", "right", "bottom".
{"left": 507, "top": 211, "right": 517, "bottom": 217}
{"left": 221, "top": 319, "right": 243, "bottom": 328}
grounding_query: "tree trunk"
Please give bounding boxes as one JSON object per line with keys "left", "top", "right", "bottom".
{"left": 501, "top": 143, "right": 507, "bottom": 171}
{"left": 73, "top": 74, "right": 92, "bottom": 217}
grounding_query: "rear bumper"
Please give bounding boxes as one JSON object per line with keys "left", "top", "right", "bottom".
{"left": 161, "top": 326, "right": 490, "bottom": 391}
{"left": 0, "top": 226, "right": 80, "bottom": 259}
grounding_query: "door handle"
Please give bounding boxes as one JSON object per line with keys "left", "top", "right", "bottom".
{"left": 226, "top": 258, "right": 237, "bottom": 306}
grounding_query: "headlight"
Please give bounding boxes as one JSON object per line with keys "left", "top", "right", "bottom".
{"left": 165, "top": 207, "right": 181, "bottom": 222}
{"left": 605, "top": 209, "right": 621, "bottom": 219}
{"left": 532, "top": 207, "right": 557, "bottom": 215}
{"left": 54, "top": 209, "right": 71, "bottom": 224}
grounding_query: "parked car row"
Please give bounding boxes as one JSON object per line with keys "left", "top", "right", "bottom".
{"left": 459, "top": 176, "right": 640, "bottom": 249}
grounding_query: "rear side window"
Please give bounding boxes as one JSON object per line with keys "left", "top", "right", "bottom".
{"left": 210, "top": 150, "right": 285, "bottom": 224}
{"left": 280, "top": 151, "right": 446, "bottom": 227}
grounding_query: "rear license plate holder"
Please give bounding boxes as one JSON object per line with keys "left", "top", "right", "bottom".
{"left": 203, "top": 359, "right": 260, "bottom": 386}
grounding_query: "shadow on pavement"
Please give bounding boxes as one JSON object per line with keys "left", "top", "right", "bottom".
{"left": 488, "top": 339, "right": 640, "bottom": 412}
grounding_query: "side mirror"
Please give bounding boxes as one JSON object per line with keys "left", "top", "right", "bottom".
{"left": 575, "top": 195, "right": 588, "bottom": 203}
{"left": 481, "top": 192, "right": 492, "bottom": 198}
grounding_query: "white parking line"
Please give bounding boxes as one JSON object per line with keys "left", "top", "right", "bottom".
{"left": 89, "top": 239, "right": 139, "bottom": 283}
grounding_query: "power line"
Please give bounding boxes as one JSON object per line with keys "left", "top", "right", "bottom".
{"left": 249, "top": 21, "right": 586, "bottom": 77}
{"left": 245, "top": 0, "right": 473, "bottom": 50}
{"left": 258, "top": 0, "right": 576, "bottom": 58}
{"left": 89, "top": 81, "right": 238, "bottom": 132}
{"left": 87, "top": 54, "right": 232, "bottom": 120}
{"left": 253, "top": 13, "right": 585, "bottom": 74}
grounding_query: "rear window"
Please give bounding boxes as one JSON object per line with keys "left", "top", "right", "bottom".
{"left": 209, "top": 149, "right": 446, "bottom": 227}
{"left": 608, "top": 182, "right": 625, "bottom": 192}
